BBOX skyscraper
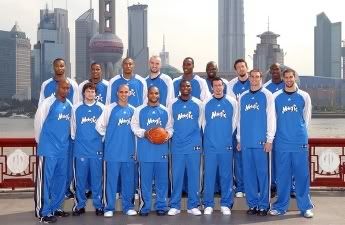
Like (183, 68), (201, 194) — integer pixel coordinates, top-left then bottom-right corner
(253, 30), (284, 73)
(128, 4), (149, 76)
(218, 0), (245, 74)
(32, 7), (70, 100)
(75, 6), (98, 83)
(314, 12), (342, 78)
(0, 23), (31, 100)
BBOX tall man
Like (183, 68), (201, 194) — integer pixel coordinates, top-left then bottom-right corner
(96, 84), (137, 217)
(202, 77), (237, 215)
(205, 61), (227, 94)
(173, 57), (209, 101)
(34, 79), (72, 223)
(71, 82), (104, 216)
(269, 68), (314, 218)
(227, 59), (250, 198)
(106, 57), (147, 107)
(146, 55), (174, 106)
(237, 69), (276, 216)
(131, 86), (173, 216)
(38, 58), (79, 199)
(167, 80), (203, 216)
(263, 63), (285, 93)
(79, 62), (109, 104)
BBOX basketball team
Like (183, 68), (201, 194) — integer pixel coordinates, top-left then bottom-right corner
(34, 55), (314, 223)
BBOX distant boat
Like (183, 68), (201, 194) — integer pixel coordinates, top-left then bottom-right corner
(9, 114), (30, 119)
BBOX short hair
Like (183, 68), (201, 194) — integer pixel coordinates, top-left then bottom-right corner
(148, 85), (159, 93)
(53, 58), (65, 65)
(206, 61), (217, 70)
(211, 77), (223, 86)
(233, 58), (248, 70)
(122, 57), (134, 64)
(270, 63), (280, 71)
(179, 79), (191, 87)
(183, 57), (194, 65)
(249, 69), (262, 77)
(283, 68), (296, 77)
(90, 62), (101, 69)
(117, 84), (129, 92)
(149, 55), (161, 61)
(82, 82), (96, 94)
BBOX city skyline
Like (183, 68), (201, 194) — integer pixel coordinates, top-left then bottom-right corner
(1, 0), (345, 76)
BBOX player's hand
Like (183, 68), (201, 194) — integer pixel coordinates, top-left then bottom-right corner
(237, 143), (241, 151)
(264, 142), (272, 152)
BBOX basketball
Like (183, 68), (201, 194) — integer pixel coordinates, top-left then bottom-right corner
(146, 127), (169, 144)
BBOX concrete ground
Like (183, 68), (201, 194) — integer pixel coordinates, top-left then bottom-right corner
(0, 190), (344, 225)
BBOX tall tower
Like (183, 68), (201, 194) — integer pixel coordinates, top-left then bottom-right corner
(0, 23), (31, 100)
(314, 12), (341, 78)
(32, 6), (70, 99)
(218, 0), (245, 74)
(75, 2), (98, 83)
(128, 4), (149, 76)
(253, 30), (284, 73)
(89, 0), (123, 80)
(160, 35), (169, 67)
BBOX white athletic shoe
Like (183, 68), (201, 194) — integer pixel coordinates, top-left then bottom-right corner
(187, 208), (202, 216)
(203, 207), (213, 215)
(104, 211), (113, 217)
(126, 209), (137, 216)
(220, 206), (231, 215)
(235, 192), (244, 198)
(269, 209), (282, 216)
(303, 209), (314, 218)
(167, 208), (181, 216)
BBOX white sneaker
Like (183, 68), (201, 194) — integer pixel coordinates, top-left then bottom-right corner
(126, 209), (137, 216)
(104, 211), (113, 217)
(235, 192), (244, 198)
(269, 209), (282, 216)
(187, 208), (202, 216)
(220, 206), (231, 215)
(167, 208), (181, 216)
(203, 207), (213, 215)
(303, 209), (314, 218)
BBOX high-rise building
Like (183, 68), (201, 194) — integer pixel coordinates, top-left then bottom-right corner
(32, 7), (70, 100)
(75, 6), (98, 83)
(314, 12), (342, 78)
(253, 30), (284, 73)
(0, 23), (31, 100)
(160, 35), (169, 67)
(218, 0), (245, 74)
(89, 0), (123, 80)
(128, 4), (149, 76)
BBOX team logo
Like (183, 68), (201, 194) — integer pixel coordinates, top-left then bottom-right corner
(129, 88), (136, 97)
(147, 118), (162, 126)
(245, 102), (259, 111)
(58, 113), (70, 121)
(177, 111), (193, 120)
(211, 110), (227, 119)
(282, 104), (298, 114)
(81, 116), (97, 124)
(95, 94), (103, 102)
(118, 118), (131, 126)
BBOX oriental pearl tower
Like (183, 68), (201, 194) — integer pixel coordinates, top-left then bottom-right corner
(89, 0), (123, 80)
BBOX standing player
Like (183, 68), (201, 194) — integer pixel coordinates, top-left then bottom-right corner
(237, 69), (276, 216)
(269, 68), (314, 218)
(227, 58), (250, 198)
(146, 55), (174, 106)
(202, 77), (237, 215)
(71, 82), (104, 216)
(38, 58), (79, 199)
(173, 57), (209, 101)
(167, 80), (203, 216)
(205, 61), (227, 94)
(96, 84), (137, 217)
(263, 63), (285, 93)
(106, 57), (147, 107)
(79, 62), (109, 104)
(131, 86), (173, 216)
(34, 79), (72, 223)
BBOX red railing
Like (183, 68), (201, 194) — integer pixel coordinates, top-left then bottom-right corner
(0, 138), (344, 189)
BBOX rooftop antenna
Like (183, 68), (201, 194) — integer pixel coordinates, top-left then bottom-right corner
(90, 0), (92, 9)
(267, 16), (270, 31)
(162, 34), (166, 52)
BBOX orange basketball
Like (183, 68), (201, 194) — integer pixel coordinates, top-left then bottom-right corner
(146, 127), (169, 144)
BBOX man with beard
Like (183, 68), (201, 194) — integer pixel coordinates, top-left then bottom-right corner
(226, 59), (250, 198)
(131, 86), (173, 216)
(269, 68), (314, 218)
(146, 55), (174, 106)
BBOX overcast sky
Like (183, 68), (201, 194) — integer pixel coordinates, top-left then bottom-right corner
(1, 0), (345, 75)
